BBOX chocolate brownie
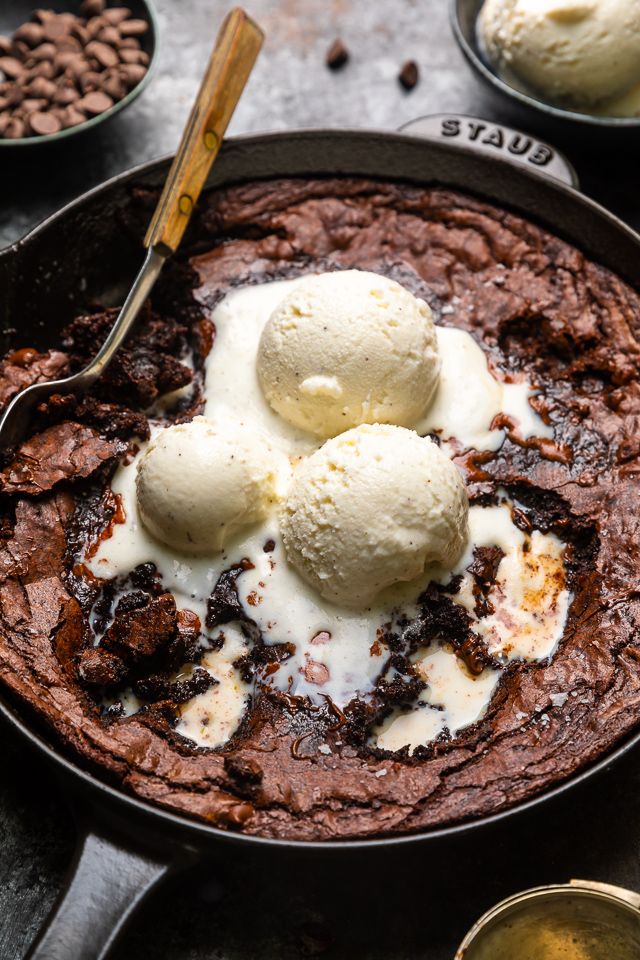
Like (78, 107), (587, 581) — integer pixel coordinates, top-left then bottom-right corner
(0, 177), (638, 841)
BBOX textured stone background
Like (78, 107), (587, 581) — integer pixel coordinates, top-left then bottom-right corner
(1, 1), (640, 958)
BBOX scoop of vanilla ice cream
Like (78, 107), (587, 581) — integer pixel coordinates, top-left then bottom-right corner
(136, 416), (279, 552)
(257, 270), (440, 438)
(479, 0), (640, 106)
(280, 423), (469, 608)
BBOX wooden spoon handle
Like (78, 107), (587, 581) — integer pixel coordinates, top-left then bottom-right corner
(144, 8), (263, 256)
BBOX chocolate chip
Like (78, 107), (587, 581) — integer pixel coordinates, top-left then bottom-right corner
(28, 110), (61, 135)
(14, 24), (45, 48)
(58, 104), (86, 127)
(102, 70), (126, 100)
(6, 86), (23, 107)
(43, 20), (72, 43)
(28, 59), (56, 79)
(118, 19), (148, 37)
(86, 16), (107, 39)
(78, 89), (113, 114)
(4, 117), (26, 139)
(103, 7), (133, 26)
(31, 42), (57, 62)
(25, 76), (56, 100)
(0, 57), (26, 79)
(33, 10), (57, 25)
(53, 85), (79, 105)
(21, 97), (48, 114)
(85, 40), (119, 68)
(11, 40), (31, 60)
(326, 38), (349, 70)
(398, 59), (419, 91)
(79, 70), (102, 92)
(80, 0), (106, 15)
(120, 62), (146, 87)
(97, 26), (121, 46)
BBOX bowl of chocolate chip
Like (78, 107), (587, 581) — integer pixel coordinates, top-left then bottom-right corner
(0, 0), (157, 144)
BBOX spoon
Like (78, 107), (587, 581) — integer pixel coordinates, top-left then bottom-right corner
(0, 7), (263, 452)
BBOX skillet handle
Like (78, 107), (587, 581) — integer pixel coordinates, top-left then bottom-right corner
(25, 825), (190, 960)
(399, 113), (579, 188)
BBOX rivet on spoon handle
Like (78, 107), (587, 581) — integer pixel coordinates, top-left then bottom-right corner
(144, 8), (264, 256)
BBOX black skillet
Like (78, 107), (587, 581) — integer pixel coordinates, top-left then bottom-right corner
(1, 117), (640, 960)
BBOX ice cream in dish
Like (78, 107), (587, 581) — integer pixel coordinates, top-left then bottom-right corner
(87, 270), (569, 752)
(478, 0), (640, 115)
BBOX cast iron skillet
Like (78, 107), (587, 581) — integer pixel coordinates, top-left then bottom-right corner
(2, 118), (640, 960)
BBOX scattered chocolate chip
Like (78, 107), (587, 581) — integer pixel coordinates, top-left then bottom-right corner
(326, 38), (349, 70)
(398, 59), (419, 91)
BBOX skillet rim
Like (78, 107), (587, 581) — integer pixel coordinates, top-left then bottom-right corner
(2, 126), (640, 850)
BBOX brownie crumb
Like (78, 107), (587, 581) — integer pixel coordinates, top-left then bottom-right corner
(326, 38), (349, 70)
(398, 59), (419, 91)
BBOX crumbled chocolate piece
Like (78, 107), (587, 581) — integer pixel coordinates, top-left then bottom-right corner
(207, 565), (247, 628)
(165, 608), (203, 668)
(78, 647), (127, 686)
(398, 59), (419, 91)
(133, 667), (215, 705)
(102, 592), (177, 664)
(326, 38), (349, 70)
(468, 544), (505, 618)
(62, 307), (192, 408)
